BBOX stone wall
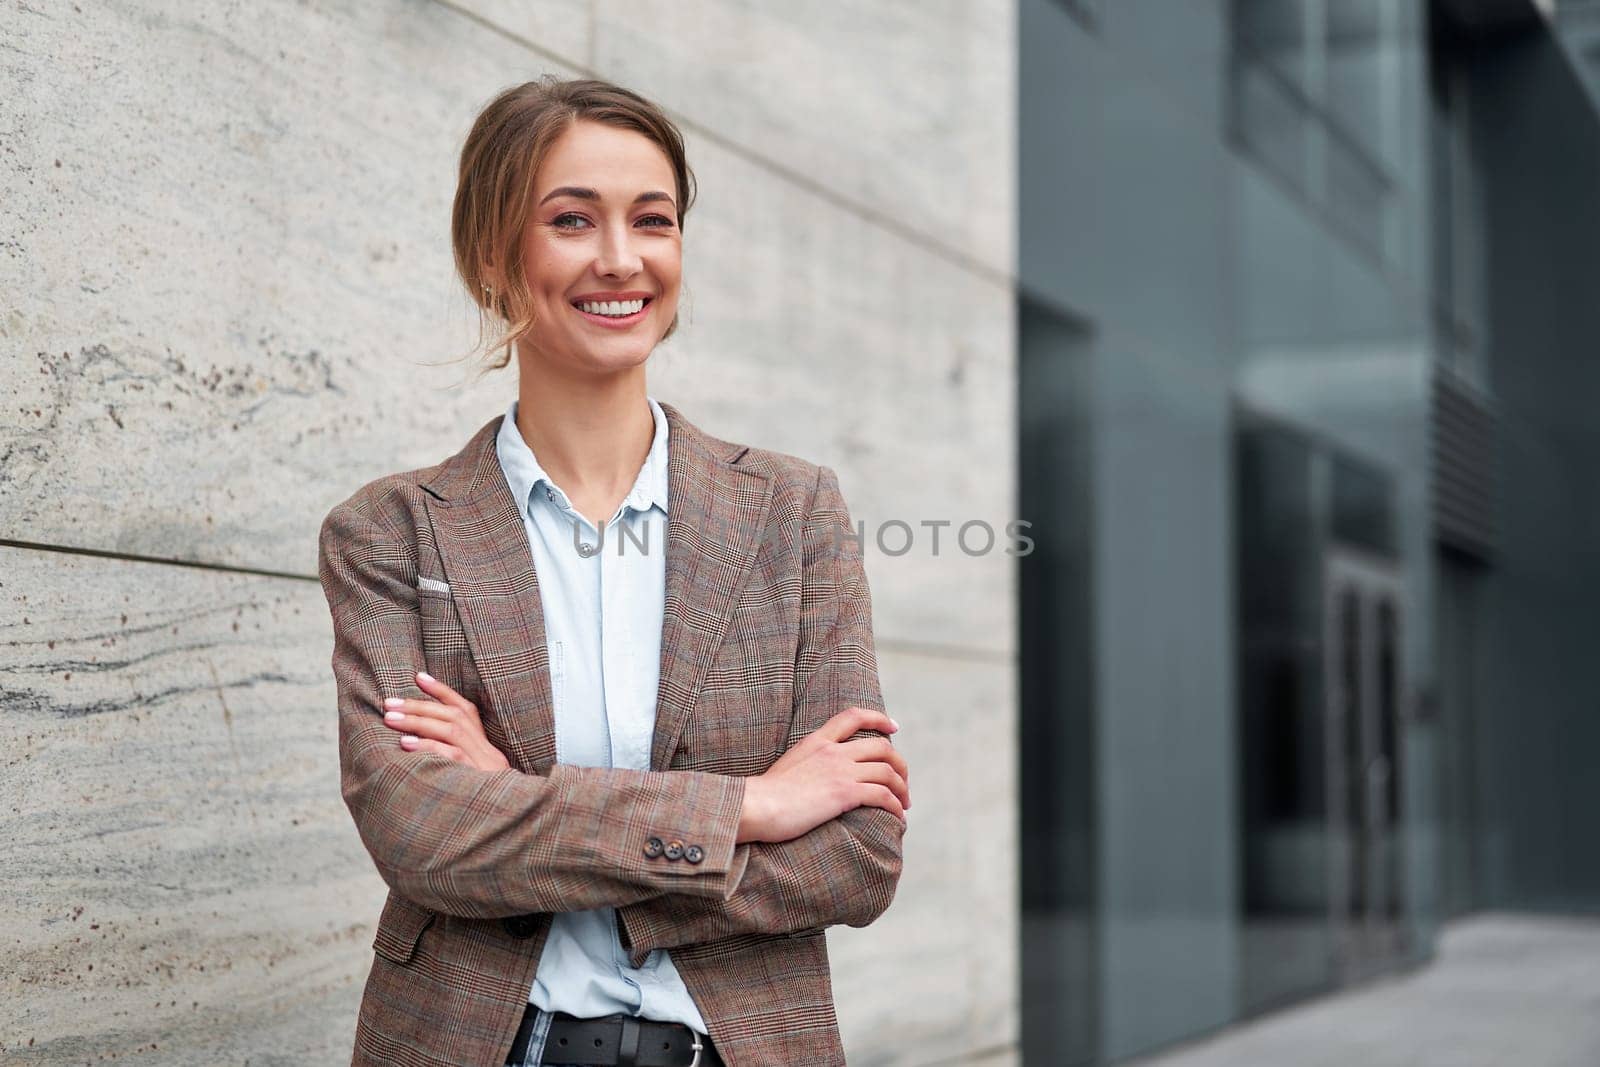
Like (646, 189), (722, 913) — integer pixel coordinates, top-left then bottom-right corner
(1, 2), (1017, 1062)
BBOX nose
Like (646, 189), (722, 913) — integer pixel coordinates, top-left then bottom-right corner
(594, 218), (643, 279)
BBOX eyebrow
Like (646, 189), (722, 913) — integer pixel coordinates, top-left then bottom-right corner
(538, 186), (676, 209)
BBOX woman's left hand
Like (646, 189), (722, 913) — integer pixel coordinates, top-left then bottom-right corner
(381, 671), (511, 772)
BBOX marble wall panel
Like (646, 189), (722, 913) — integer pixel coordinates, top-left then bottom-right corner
(828, 646), (1020, 1066)
(587, 0), (1016, 278)
(0, 0), (557, 567)
(647, 125), (1018, 656)
(2, 0), (1016, 653)
(0, 547), (1016, 1065)
(0, 547), (382, 1062)
(4, 0), (1019, 1062)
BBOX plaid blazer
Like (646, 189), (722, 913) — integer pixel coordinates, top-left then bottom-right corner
(317, 400), (904, 1067)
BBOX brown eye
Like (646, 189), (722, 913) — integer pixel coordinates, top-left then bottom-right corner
(638, 214), (676, 228)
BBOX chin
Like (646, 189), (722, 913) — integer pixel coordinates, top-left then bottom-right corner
(577, 341), (657, 375)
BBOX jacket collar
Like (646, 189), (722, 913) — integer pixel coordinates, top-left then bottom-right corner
(420, 399), (748, 506)
(418, 401), (770, 775)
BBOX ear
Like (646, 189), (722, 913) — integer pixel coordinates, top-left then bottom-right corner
(479, 246), (507, 294)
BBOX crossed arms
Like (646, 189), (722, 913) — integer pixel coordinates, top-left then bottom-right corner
(317, 465), (905, 954)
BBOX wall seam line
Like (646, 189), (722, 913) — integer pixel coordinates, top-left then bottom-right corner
(427, 0), (1017, 291)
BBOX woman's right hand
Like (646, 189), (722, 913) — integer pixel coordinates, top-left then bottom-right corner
(737, 706), (910, 844)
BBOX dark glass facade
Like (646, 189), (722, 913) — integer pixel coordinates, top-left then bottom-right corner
(1019, 0), (1600, 1061)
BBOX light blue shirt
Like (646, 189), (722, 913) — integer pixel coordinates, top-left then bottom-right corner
(494, 395), (709, 1035)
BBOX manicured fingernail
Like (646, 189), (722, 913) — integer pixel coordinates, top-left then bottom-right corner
(417, 671), (435, 684)
(889, 718), (900, 731)
(384, 710), (404, 722)
(384, 697), (403, 707)
(401, 734), (418, 745)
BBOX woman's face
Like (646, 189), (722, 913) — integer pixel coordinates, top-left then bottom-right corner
(515, 119), (683, 378)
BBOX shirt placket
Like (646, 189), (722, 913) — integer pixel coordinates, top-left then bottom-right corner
(546, 485), (611, 768)
(599, 509), (626, 774)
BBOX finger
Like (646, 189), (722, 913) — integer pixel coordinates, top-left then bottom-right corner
(817, 705), (897, 743)
(398, 734), (465, 762)
(855, 782), (906, 822)
(388, 711), (464, 746)
(841, 736), (910, 782)
(381, 698), (460, 726)
(416, 670), (477, 716)
(853, 759), (911, 810)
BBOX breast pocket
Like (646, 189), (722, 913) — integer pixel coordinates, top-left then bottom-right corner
(416, 580), (469, 655)
(415, 580), (486, 711)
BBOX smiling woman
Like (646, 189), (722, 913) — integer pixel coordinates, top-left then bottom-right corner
(318, 75), (908, 1067)
(453, 79), (695, 379)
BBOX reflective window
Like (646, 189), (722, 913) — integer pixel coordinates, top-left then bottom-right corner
(1236, 418), (1334, 1015)
(1326, 0), (1387, 155)
(1428, 4), (1490, 388)
(1054, 0), (1102, 32)
(1229, 0), (1396, 260)
(1237, 0), (1311, 90)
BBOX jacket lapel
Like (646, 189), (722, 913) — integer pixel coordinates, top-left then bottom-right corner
(651, 401), (773, 771)
(420, 402), (772, 777)
(421, 416), (559, 774)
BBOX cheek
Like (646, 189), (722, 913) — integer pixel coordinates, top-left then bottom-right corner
(522, 238), (582, 296)
(649, 252), (683, 297)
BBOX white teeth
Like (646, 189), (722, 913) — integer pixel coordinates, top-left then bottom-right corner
(577, 298), (645, 317)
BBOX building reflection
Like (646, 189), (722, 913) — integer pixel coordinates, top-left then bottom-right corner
(1019, 0), (1600, 1062)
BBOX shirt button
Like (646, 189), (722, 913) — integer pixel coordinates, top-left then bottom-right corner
(577, 541), (596, 557)
(684, 844), (705, 865)
(664, 839), (685, 861)
(644, 836), (665, 858)
(544, 487), (554, 501)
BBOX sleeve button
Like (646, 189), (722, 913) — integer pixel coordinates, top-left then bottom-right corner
(664, 839), (685, 861)
(684, 844), (705, 864)
(644, 836), (665, 858)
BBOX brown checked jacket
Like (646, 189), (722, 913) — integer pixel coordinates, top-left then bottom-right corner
(316, 400), (904, 1067)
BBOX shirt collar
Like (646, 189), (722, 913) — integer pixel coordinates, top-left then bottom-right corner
(495, 395), (671, 520)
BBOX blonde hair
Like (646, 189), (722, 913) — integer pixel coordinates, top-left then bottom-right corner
(451, 76), (696, 375)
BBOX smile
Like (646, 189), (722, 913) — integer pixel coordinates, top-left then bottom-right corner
(571, 296), (652, 326)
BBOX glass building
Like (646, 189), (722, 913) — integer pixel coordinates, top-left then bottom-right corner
(1017, 0), (1600, 1061)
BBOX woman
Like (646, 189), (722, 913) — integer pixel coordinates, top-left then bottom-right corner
(317, 77), (909, 1067)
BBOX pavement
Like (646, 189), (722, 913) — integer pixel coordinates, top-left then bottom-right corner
(1125, 913), (1600, 1067)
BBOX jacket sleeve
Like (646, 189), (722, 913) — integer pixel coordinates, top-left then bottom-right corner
(318, 496), (750, 919)
(617, 465), (905, 963)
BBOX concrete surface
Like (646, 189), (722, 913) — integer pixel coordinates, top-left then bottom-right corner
(1126, 913), (1600, 1067)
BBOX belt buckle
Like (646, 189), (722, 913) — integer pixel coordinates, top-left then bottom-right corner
(687, 1030), (703, 1067)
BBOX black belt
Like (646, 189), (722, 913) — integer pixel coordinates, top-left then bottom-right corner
(507, 1006), (723, 1067)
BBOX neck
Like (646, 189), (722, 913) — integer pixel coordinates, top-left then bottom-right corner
(512, 357), (655, 503)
